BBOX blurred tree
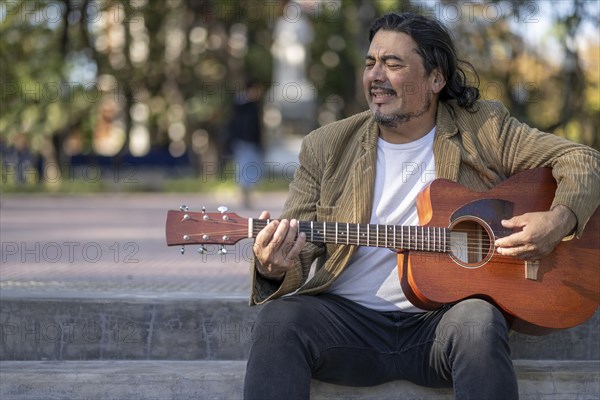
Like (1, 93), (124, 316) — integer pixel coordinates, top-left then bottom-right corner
(1, 0), (598, 189)
(425, 0), (599, 148)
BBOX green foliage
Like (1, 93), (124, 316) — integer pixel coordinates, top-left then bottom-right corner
(1, 0), (598, 193)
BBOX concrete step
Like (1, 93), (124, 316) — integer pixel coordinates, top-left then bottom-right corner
(1, 360), (598, 400)
(1, 297), (598, 361)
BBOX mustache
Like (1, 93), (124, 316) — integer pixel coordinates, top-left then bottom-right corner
(370, 85), (396, 95)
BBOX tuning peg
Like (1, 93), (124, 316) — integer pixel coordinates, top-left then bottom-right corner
(218, 245), (227, 255)
(218, 205), (230, 220)
(180, 205), (189, 211)
(197, 246), (208, 254)
(180, 246), (185, 255)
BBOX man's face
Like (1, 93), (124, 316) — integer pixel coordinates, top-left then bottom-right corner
(363, 30), (440, 129)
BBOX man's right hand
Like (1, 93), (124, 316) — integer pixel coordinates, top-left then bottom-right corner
(253, 211), (306, 281)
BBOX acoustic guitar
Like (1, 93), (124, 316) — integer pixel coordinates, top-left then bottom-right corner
(165, 168), (599, 335)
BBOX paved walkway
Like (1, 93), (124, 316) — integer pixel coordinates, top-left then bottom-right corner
(0, 191), (287, 299)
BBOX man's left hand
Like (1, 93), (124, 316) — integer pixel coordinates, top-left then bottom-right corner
(494, 205), (577, 260)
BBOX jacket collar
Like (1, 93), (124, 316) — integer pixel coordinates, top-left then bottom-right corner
(436, 101), (460, 138)
(434, 101), (461, 181)
(361, 111), (379, 150)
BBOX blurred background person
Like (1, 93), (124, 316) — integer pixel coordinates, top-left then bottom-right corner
(225, 80), (265, 208)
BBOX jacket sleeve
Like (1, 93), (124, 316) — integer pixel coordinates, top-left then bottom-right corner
(249, 135), (326, 305)
(490, 102), (600, 236)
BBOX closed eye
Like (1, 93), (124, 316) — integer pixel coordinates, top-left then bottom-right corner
(365, 54), (405, 70)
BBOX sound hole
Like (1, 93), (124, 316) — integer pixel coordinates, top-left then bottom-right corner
(449, 218), (493, 268)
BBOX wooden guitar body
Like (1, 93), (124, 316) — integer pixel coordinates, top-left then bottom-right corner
(400, 168), (600, 335)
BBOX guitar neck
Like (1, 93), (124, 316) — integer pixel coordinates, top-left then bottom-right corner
(249, 219), (450, 252)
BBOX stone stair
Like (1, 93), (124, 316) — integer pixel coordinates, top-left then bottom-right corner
(1, 296), (599, 399)
(2, 359), (598, 400)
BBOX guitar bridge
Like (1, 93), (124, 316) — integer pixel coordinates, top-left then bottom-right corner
(525, 260), (540, 281)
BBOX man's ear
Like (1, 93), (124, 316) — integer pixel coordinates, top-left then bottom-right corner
(430, 69), (446, 94)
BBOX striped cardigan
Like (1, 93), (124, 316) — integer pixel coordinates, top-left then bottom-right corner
(250, 99), (600, 305)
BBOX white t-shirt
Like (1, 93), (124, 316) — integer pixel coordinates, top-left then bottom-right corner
(327, 127), (436, 312)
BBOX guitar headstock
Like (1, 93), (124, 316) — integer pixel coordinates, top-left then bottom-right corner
(165, 206), (249, 250)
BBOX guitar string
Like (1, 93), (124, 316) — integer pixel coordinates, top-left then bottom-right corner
(184, 232), (496, 259)
(185, 225), (494, 238)
(184, 227), (494, 253)
(185, 227), (494, 242)
(181, 217), (500, 235)
(182, 236), (510, 262)
(179, 233), (512, 261)
(181, 229), (494, 239)
(188, 222), (495, 244)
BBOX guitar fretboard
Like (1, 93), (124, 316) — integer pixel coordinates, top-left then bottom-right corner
(249, 219), (450, 252)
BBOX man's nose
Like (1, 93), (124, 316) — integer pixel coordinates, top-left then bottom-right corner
(366, 63), (385, 82)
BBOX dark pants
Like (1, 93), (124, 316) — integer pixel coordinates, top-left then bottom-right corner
(244, 294), (518, 400)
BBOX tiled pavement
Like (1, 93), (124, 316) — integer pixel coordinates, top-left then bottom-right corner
(0, 191), (287, 300)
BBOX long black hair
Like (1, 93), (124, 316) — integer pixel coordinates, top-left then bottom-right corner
(369, 12), (480, 109)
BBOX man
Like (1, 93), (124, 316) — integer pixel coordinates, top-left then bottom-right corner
(244, 12), (600, 400)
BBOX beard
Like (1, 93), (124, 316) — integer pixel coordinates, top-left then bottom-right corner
(372, 91), (433, 128)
